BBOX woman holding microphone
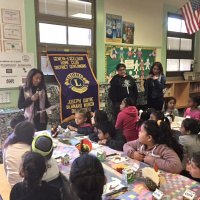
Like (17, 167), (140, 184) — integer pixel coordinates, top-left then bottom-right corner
(18, 68), (50, 131)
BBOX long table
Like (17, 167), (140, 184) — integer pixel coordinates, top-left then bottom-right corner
(52, 137), (200, 200)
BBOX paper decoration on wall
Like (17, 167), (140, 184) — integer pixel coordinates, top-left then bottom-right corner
(106, 14), (122, 43)
(105, 45), (156, 81)
(122, 21), (134, 44)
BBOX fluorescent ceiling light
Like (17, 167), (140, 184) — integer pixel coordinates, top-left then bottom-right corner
(72, 13), (92, 19)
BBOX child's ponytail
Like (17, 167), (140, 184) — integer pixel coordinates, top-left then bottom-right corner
(158, 120), (184, 161)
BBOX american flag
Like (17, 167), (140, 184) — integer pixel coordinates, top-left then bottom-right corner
(181, 0), (200, 34)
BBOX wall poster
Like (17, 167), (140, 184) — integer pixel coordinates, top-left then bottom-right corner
(122, 21), (134, 44)
(106, 14), (122, 43)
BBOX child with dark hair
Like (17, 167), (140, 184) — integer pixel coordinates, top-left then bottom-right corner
(145, 62), (166, 110)
(124, 120), (183, 173)
(89, 110), (109, 142)
(184, 96), (200, 120)
(149, 110), (165, 121)
(179, 118), (200, 166)
(62, 109), (93, 135)
(3, 121), (35, 187)
(95, 121), (126, 151)
(10, 151), (61, 200)
(10, 113), (26, 130)
(186, 152), (200, 181)
(136, 108), (155, 129)
(5, 113), (26, 145)
(31, 134), (60, 186)
(163, 97), (179, 116)
(91, 110), (108, 125)
(70, 154), (106, 200)
(115, 97), (139, 141)
(32, 134), (76, 200)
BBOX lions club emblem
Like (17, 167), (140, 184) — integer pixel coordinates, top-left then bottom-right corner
(65, 73), (89, 94)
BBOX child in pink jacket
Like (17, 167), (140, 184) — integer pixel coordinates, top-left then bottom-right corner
(123, 120), (183, 174)
(115, 97), (139, 141)
(184, 96), (200, 120)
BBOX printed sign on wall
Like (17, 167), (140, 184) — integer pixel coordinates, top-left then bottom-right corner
(0, 53), (34, 88)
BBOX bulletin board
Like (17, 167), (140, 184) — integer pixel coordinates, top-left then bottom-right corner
(105, 45), (156, 81)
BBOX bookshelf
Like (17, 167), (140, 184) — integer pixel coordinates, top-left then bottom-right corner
(164, 80), (200, 109)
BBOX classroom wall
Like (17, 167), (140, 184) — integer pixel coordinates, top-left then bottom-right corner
(96, 0), (191, 82)
(0, 0), (27, 51)
(0, 0), (36, 109)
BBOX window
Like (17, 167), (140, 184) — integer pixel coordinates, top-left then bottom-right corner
(68, 26), (91, 46)
(35, 0), (96, 78)
(39, 23), (67, 44)
(166, 14), (195, 75)
(68, 0), (92, 19)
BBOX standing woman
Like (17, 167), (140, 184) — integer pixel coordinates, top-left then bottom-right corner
(145, 62), (166, 110)
(18, 68), (50, 131)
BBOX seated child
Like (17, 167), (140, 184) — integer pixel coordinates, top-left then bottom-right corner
(62, 109), (93, 135)
(115, 97), (139, 141)
(70, 154), (106, 200)
(186, 152), (200, 182)
(95, 121), (126, 151)
(179, 118), (200, 166)
(31, 134), (60, 188)
(149, 110), (165, 121)
(3, 113), (26, 148)
(89, 110), (109, 142)
(3, 121), (35, 187)
(163, 97), (179, 116)
(91, 110), (108, 125)
(123, 120), (183, 173)
(136, 108), (155, 130)
(10, 152), (61, 200)
(184, 96), (200, 120)
(10, 113), (26, 132)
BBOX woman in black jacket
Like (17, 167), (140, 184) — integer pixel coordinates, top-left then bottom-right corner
(18, 68), (50, 131)
(145, 62), (166, 110)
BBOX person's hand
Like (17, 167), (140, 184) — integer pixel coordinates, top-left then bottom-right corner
(131, 151), (145, 161)
(98, 139), (107, 145)
(146, 75), (152, 80)
(67, 125), (78, 132)
(144, 155), (155, 165)
(31, 93), (39, 101)
(153, 76), (159, 80)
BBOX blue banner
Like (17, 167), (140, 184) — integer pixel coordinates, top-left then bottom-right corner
(48, 52), (99, 122)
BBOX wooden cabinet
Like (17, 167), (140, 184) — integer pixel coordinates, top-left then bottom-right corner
(164, 80), (200, 109)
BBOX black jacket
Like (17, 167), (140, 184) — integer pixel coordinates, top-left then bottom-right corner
(145, 75), (166, 99)
(10, 181), (61, 200)
(89, 130), (126, 151)
(109, 75), (138, 104)
(106, 131), (126, 151)
(61, 121), (93, 135)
